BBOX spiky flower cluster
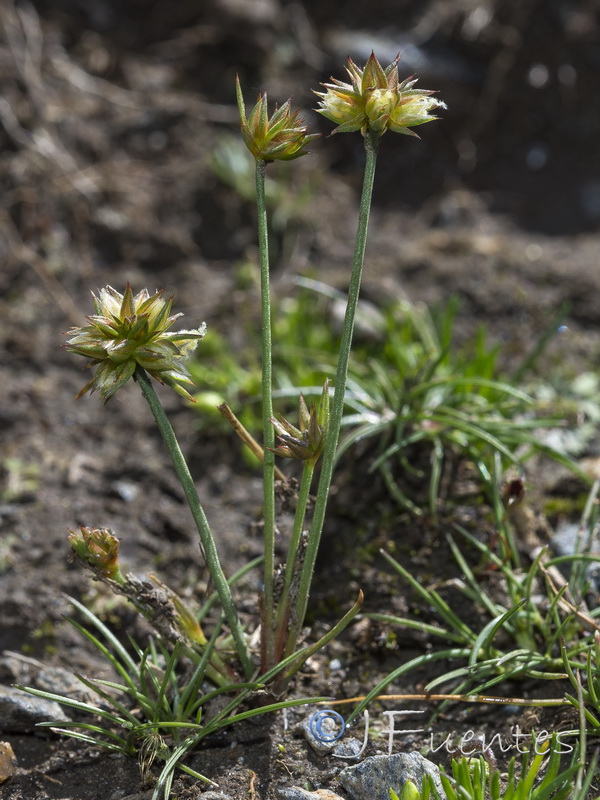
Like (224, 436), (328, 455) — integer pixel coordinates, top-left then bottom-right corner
(65, 284), (206, 402)
(314, 52), (446, 137)
(270, 380), (329, 465)
(236, 75), (319, 162)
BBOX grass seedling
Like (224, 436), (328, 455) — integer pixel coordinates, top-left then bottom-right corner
(1, 456), (39, 501)
(441, 736), (585, 800)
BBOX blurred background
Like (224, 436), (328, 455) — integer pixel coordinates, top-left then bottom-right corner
(1, 0), (599, 276)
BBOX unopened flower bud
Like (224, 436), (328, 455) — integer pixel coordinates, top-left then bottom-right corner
(68, 526), (124, 582)
(236, 75), (320, 162)
(399, 780), (421, 800)
(270, 380), (329, 465)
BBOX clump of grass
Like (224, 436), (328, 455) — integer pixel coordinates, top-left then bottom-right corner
(191, 282), (581, 517)
(349, 477), (600, 723)
(18, 598), (326, 799)
(328, 294), (578, 517)
(390, 733), (596, 800)
(563, 630), (600, 731)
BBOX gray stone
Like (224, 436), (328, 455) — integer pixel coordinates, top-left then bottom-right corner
(276, 789), (346, 800)
(200, 793), (234, 800)
(0, 683), (70, 733)
(333, 738), (364, 759)
(339, 752), (443, 800)
(0, 651), (95, 703)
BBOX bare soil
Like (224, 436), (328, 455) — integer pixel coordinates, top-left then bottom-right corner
(1, 1), (599, 798)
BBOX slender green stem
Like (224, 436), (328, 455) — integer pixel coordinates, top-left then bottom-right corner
(286, 129), (380, 655)
(282, 590), (363, 683)
(134, 366), (253, 679)
(274, 460), (315, 644)
(255, 158), (276, 670)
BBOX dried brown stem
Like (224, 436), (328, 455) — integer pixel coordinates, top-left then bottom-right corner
(217, 402), (287, 483)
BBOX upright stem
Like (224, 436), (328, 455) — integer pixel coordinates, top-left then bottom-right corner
(274, 460), (315, 645)
(286, 129), (380, 655)
(256, 159), (276, 669)
(135, 366), (254, 679)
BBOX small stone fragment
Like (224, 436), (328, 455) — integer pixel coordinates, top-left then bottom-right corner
(339, 752), (443, 800)
(200, 793), (234, 800)
(276, 789), (346, 800)
(302, 709), (346, 755)
(0, 684), (70, 733)
(109, 790), (154, 800)
(552, 520), (600, 593)
(0, 741), (17, 783)
(333, 738), (364, 759)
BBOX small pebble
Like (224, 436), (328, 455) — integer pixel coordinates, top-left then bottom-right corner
(112, 480), (138, 502)
(200, 793), (234, 800)
(333, 738), (364, 759)
(276, 788), (346, 800)
(0, 741), (17, 783)
(0, 652), (95, 703)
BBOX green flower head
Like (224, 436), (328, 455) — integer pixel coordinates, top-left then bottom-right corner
(66, 284), (206, 402)
(68, 526), (124, 582)
(236, 75), (320, 162)
(314, 52), (446, 137)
